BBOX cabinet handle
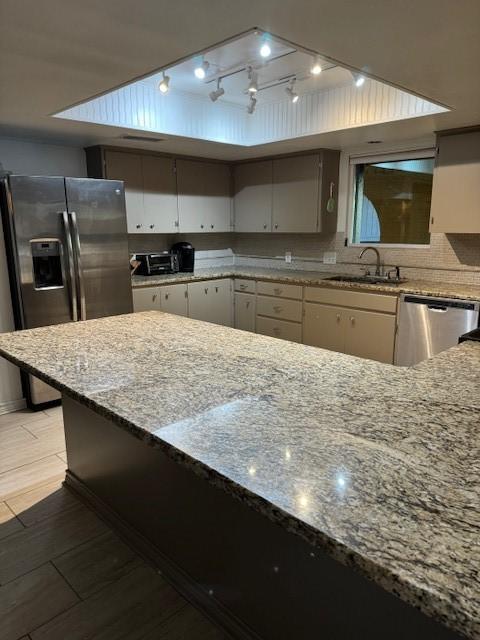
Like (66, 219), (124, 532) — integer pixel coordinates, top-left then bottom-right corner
(350, 316), (355, 326)
(204, 288), (208, 294)
(246, 301), (250, 308)
(149, 224), (155, 229)
(200, 224), (204, 229)
(174, 220), (179, 227)
(152, 294), (157, 302)
(273, 327), (280, 335)
(136, 224), (142, 229)
(211, 224), (214, 229)
(215, 287), (219, 293)
(263, 224), (267, 230)
(273, 305), (283, 313)
(184, 291), (188, 298)
(431, 216), (434, 225)
(274, 224), (278, 229)
(336, 313), (341, 323)
(165, 294), (169, 300)
(274, 288), (282, 295)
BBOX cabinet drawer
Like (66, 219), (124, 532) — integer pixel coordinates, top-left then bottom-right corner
(304, 286), (397, 314)
(256, 295), (302, 322)
(257, 281), (302, 300)
(256, 316), (302, 343)
(234, 278), (256, 294)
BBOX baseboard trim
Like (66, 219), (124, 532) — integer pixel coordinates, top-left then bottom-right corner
(0, 397), (26, 416)
(64, 471), (260, 640)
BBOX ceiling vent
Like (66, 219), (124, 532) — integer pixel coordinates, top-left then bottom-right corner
(119, 134), (165, 143)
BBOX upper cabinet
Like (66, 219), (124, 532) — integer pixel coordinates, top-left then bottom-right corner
(233, 160), (272, 232)
(272, 155), (320, 232)
(233, 150), (339, 233)
(142, 155), (178, 233)
(104, 151), (144, 234)
(430, 130), (480, 233)
(176, 159), (232, 233)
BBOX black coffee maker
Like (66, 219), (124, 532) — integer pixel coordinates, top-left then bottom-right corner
(171, 242), (195, 272)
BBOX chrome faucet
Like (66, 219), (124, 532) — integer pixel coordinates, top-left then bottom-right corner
(359, 246), (382, 276)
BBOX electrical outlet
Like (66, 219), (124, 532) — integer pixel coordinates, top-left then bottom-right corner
(323, 252), (337, 264)
(285, 251), (292, 263)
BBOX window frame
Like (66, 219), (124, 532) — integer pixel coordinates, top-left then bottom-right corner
(347, 148), (436, 249)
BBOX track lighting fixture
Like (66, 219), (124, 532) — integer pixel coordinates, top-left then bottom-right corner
(352, 72), (365, 87)
(247, 66), (258, 93)
(247, 95), (257, 114)
(259, 38), (271, 58)
(285, 78), (299, 103)
(310, 58), (322, 75)
(209, 79), (225, 102)
(194, 59), (210, 80)
(158, 72), (170, 94)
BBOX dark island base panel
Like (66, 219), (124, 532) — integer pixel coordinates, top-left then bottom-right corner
(62, 396), (462, 640)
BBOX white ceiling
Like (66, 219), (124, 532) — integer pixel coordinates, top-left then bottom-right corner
(0, 0), (479, 159)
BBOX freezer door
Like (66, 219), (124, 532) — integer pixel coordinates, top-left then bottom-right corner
(7, 176), (75, 328)
(65, 178), (133, 319)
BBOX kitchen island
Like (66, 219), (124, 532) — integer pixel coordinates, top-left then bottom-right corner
(0, 312), (478, 640)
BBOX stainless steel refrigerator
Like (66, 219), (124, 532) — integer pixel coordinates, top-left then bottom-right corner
(1, 175), (133, 408)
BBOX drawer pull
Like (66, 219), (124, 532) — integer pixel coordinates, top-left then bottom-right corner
(149, 224), (155, 229)
(336, 313), (340, 322)
(152, 294), (157, 302)
(246, 301), (250, 308)
(136, 223), (142, 229)
(263, 224), (267, 230)
(273, 288), (282, 295)
(350, 316), (355, 325)
(273, 306), (283, 313)
(164, 294), (169, 300)
(239, 284), (247, 290)
(215, 287), (219, 293)
(204, 288), (208, 294)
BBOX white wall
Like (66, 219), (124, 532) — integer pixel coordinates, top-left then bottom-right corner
(0, 137), (87, 413)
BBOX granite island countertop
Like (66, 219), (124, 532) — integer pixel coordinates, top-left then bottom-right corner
(0, 312), (479, 639)
(132, 266), (480, 301)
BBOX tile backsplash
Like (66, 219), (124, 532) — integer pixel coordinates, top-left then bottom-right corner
(129, 232), (480, 285)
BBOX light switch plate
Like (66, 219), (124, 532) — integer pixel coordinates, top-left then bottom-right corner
(285, 251), (292, 263)
(323, 252), (337, 264)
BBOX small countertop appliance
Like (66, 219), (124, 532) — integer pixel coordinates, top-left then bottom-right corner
(171, 242), (195, 273)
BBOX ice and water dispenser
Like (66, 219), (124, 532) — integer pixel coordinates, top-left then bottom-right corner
(30, 240), (63, 290)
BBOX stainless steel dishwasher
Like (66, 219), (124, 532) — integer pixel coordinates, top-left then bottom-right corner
(395, 294), (480, 366)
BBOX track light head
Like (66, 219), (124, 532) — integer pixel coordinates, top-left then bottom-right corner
(209, 79), (225, 102)
(310, 58), (322, 75)
(158, 72), (170, 94)
(194, 59), (210, 80)
(285, 78), (299, 103)
(247, 66), (258, 93)
(247, 95), (257, 114)
(352, 72), (365, 87)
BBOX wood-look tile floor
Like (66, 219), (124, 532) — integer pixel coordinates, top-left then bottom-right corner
(0, 406), (228, 640)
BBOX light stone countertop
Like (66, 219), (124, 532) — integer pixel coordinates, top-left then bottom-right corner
(132, 266), (480, 301)
(0, 312), (478, 639)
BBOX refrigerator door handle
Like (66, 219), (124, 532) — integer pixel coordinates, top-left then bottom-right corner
(69, 211), (87, 321)
(61, 211), (78, 321)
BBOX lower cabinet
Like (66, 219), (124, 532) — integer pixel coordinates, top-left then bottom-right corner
(187, 279), (232, 326)
(132, 287), (161, 312)
(234, 292), (256, 332)
(159, 284), (188, 317)
(256, 316), (302, 343)
(303, 302), (396, 363)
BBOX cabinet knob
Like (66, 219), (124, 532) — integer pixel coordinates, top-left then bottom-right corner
(350, 316), (355, 325)
(274, 288), (282, 295)
(211, 224), (214, 229)
(149, 224), (155, 229)
(204, 288), (208, 294)
(152, 294), (157, 301)
(136, 224), (142, 229)
(200, 224), (204, 229)
(246, 301), (250, 308)
(215, 287), (219, 293)
(263, 224), (267, 230)
(274, 224), (278, 229)
(336, 313), (341, 323)
(273, 306), (283, 313)
(165, 294), (169, 300)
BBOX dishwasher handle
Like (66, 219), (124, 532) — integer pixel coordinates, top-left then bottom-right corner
(427, 305), (448, 312)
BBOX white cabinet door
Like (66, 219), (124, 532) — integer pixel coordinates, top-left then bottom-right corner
(272, 155), (320, 232)
(188, 279), (232, 325)
(303, 302), (345, 353)
(142, 156), (178, 233)
(159, 284), (188, 317)
(234, 161), (272, 232)
(177, 160), (231, 233)
(105, 151), (144, 233)
(234, 293), (256, 332)
(344, 309), (396, 364)
(132, 287), (161, 312)
(430, 131), (480, 233)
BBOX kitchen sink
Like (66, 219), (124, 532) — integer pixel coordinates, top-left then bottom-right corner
(325, 275), (405, 285)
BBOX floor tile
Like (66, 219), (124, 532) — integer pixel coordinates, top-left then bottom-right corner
(0, 563), (78, 640)
(0, 432), (66, 475)
(0, 410), (51, 429)
(6, 480), (77, 528)
(21, 416), (64, 439)
(53, 530), (142, 598)
(142, 604), (228, 639)
(0, 501), (24, 541)
(0, 456), (66, 502)
(0, 423), (36, 448)
(30, 564), (185, 640)
(0, 502), (108, 584)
